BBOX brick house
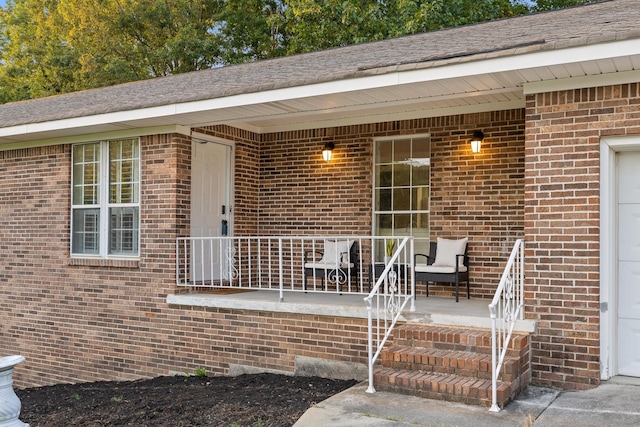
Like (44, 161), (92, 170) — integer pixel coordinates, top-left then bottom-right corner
(1, 0), (639, 407)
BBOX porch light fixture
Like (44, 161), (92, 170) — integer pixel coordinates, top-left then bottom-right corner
(322, 141), (335, 162)
(470, 130), (484, 154)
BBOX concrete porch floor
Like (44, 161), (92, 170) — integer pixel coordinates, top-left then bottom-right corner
(167, 290), (536, 333)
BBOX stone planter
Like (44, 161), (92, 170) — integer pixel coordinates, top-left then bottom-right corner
(0, 355), (29, 427)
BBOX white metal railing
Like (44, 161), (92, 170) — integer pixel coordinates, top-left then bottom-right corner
(364, 236), (416, 393)
(176, 236), (414, 302)
(488, 238), (525, 412)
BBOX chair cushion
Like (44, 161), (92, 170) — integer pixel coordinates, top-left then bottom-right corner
(320, 239), (353, 264)
(415, 264), (467, 273)
(432, 237), (468, 267)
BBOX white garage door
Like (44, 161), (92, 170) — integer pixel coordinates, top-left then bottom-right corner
(617, 151), (640, 377)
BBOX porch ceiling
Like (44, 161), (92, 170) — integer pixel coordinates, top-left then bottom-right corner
(1, 49), (640, 144)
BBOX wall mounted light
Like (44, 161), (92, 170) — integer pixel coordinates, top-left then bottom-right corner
(470, 130), (484, 154)
(322, 141), (335, 162)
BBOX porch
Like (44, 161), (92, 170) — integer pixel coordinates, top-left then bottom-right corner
(172, 236), (531, 410)
(167, 291), (535, 334)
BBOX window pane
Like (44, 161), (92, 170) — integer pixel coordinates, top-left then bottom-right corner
(110, 139), (140, 204)
(377, 140), (393, 164)
(376, 164), (392, 187)
(375, 214), (392, 235)
(412, 137), (430, 159)
(394, 139), (411, 162)
(394, 163), (410, 186)
(412, 187), (430, 210)
(394, 213), (411, 231)
(393, 187), (410, 210)
(109, 207), (139, 255)
(72, 209), (100, 254)
(412, 213), (429, 233)
(412, 162), (430, 186)
(72, 144), (100, 206)
(376, 188), (392, 211)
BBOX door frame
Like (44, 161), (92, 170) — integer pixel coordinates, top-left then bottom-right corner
(600, 136), (640, 380)
(190, 131), (235, 236)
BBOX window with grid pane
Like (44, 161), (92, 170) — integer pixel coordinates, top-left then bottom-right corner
(72, 139), (140, 257)
(374, 135), (430, 256)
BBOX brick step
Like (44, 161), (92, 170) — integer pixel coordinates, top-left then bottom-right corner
(374, 367), (513, 408)
(380, 345), (521, 383)
(394, 324), (529, 357)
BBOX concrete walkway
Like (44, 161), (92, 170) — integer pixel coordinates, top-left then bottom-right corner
(294, 377), (640, 427)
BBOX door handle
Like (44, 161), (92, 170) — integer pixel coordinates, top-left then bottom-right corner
(221, 220), (228, 236)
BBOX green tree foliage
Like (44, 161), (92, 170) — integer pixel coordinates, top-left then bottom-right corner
(285, 0), (530, 54)
(0, 0), (602, 104)
(0, 0), (79, 101)
(217, 0), (288, 64)
(531, 0), (600, 12)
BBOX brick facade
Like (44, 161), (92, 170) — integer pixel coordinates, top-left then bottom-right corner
(1, 109), (528, 389)
(525, 83), (640, 389)
(257, 110), (525, 298)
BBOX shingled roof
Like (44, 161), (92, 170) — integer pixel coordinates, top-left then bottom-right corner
(0, 0), (639, 133)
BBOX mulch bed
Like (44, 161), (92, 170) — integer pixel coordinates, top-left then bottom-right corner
(17, 373), (358, 427)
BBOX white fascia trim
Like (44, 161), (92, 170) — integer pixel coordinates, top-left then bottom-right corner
(3, 38), (639, 140)
(523, 69), (640, 95)
(0, 124), (188, 151)
(398, 38), (640, 86)
(0, 105), (179, 140)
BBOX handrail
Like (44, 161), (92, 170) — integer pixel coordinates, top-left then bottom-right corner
(364, 237), (415, 394)
(175, 235), (412, 299)
(488, 238), (525, 412)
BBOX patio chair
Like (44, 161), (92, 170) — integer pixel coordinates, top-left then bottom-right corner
(304, 239), (359, 291)
(414, 237), (469, 302)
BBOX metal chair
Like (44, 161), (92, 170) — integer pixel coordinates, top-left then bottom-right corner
(414, 238), (469, 302)
(304, 239), (359, 291)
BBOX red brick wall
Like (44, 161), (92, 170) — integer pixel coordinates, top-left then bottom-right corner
(0, 133), (371, 388)
(525, 83), (640, 390)
(0, 107), (525, 388)
(259, 110), (525, 298)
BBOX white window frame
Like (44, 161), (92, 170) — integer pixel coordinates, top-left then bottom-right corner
(71, 138), (141, 259)
(373, 133), (431, 257)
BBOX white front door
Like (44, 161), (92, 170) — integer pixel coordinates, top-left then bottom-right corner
(191, 141), (232, 282)
(617, 151), (640, 376)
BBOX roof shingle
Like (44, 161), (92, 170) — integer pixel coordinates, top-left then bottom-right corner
(0, 0), (638, 128)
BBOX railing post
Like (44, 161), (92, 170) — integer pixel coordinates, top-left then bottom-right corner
(278, 238), (284, 302)
(489, 305), (500, 412)
(365, 296), (375, 393)
(519, 240), (525, 321)
(410, 237), (416, 312)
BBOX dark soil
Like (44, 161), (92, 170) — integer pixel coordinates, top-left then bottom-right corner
(17, 373), (358, 427)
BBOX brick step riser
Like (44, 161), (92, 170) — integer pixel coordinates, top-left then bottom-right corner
(392, 339), (526, 358)
(373, 368), (513, 408)
(376, 325), (532, 409)
(382, 363), (517, 382)
(394, 327), (529, 357)
(380, 347), (520, 382)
